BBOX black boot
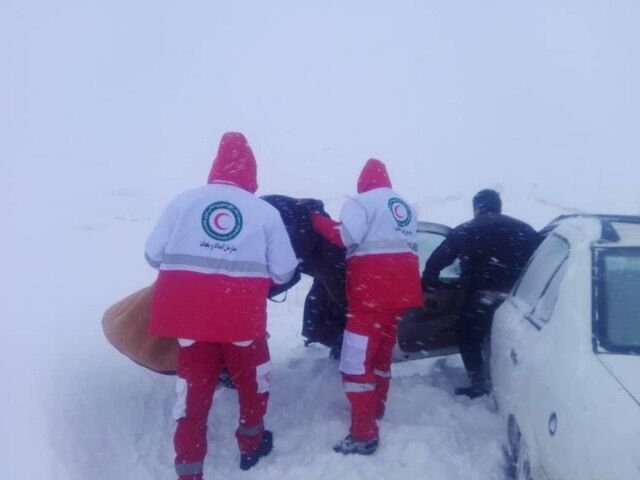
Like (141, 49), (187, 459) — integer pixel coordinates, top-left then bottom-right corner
(240, 430), (273, 471)
(333, 435), (379, 455)
(454, 384), (488, 399)
(218, 369), (236, 389)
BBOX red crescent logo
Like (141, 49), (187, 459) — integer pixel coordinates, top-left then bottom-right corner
(213, 212), (231, 231)
(394, 204), (406, 219)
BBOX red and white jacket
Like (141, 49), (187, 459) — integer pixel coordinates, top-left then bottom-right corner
(145, 132), (299, 343)
(313, 159), (422, 314)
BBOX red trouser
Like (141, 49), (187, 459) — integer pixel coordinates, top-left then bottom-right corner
(173, 337), (271, 479)
(338, 310), (402, 441)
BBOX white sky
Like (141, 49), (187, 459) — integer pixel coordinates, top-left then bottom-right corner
(3, 1), (640, 221)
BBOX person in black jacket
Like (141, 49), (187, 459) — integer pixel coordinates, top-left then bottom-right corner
(422, 190), (539, 398)
(262, 195), (347, 357)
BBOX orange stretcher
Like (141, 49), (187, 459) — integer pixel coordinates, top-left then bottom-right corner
(102, 285), (179, 374)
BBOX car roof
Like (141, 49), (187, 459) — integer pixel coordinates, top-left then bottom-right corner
(541, 214), (640, 247)
(417, 221), (451, 236)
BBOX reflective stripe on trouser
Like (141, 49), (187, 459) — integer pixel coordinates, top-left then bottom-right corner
(237, 421), (264, 437)
(173, 337), (271, 475)
(339, 310), (401, 441)
(344, 382), (376, 393)
(175, 461), (204, 477)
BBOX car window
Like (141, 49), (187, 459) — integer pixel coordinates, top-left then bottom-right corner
(594, 248), (640, 354)
(513, 234), (570, 310)
(531, 259), (568, 324)
(416, 231), (461, 281)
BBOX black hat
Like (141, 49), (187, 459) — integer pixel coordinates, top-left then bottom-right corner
(473, 189), (502, 214)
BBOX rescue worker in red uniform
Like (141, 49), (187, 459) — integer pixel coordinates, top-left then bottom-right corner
(311, 159), (422, 455)
(145, 132), (298, 478)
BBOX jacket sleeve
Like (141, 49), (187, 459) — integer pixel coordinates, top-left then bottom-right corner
(266, 210), (300, 285)
(144, 200), (179, 269)
(338, 198), (368, 248)
(311, 212), (345, 248)
(421, 228), (463, 291)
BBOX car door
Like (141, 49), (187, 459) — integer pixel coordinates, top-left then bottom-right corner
(492, 233), (570, 405)
(394, 221), (463, 362)
(493, 233), (571, 478)
(522, 261), (576, 480)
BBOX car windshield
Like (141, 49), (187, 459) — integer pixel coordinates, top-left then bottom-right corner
(594, 248), (640, 355)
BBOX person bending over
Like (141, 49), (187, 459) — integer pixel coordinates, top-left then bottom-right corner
(312, 159), (422, 455)
(422, 189), (539, 398)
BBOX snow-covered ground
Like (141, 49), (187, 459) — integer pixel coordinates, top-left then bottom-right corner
(3, 1), (640, 479)
(52, 275), (506, 480)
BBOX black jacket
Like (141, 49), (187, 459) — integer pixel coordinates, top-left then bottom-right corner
(262, 195), (346, 305)
(422, 213), (540, 294)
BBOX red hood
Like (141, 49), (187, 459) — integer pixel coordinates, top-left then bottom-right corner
(357, 158), (392, 193)
(208, 132), (258, 193)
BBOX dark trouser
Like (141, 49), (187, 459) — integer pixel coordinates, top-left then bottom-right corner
(302, 280), (347, 350)
(457, 292), (503, 387)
